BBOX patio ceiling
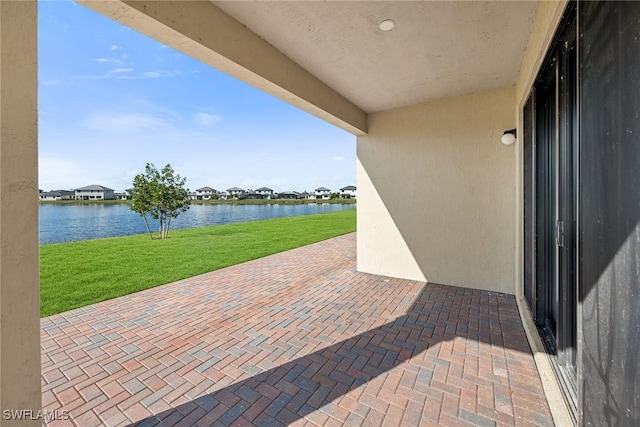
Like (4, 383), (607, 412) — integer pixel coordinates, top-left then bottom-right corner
(213, 1), (538, 113)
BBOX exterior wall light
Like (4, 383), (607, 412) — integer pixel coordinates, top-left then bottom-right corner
(501, 129), (517, 145)
(379, 19), (395, 31)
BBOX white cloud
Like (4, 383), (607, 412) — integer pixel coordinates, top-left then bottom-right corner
(82, 112), (172, 133)
(332, 156), (345, 161)
(91, 57), (123, 66)
(193, 113), (222, 126)
(109, 44), (121, 51)
(76, 101), (221, 154)
(113, 70), (188, 80)
(39, 152), (132, 191)
(41, 79), (72, 87)
(133, 100), (182, 122)
(76, 68), (187, 82)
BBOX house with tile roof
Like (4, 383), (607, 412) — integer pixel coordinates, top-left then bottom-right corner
(340, 185), (357, 199)
(279, 191), (301, 200)
(74, 185), (116, 201)
(39, 190), (75, 201)
(255, 187), (274, 199)
(226, 187), (245, 198)
(314, 187), (331, 200)
(191, 186), (217, 200)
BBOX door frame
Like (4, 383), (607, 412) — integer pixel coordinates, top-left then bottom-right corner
(522, 2), (581, 423)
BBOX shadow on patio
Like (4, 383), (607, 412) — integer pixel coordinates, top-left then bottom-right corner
(131, 287), (552, 427)
(41, 233), (553, 426)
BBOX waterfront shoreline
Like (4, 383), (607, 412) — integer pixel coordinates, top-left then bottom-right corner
(40, 202), (356, 245)
(39, 198), (356, 205)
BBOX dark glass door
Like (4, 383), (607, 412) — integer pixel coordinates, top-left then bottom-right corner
(556, 30), (577, 401)
(524, 6), (578, 421)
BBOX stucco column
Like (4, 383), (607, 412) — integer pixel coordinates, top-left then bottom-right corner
(0, 2), (41, 426)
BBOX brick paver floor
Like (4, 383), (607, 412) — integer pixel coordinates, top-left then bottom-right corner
(41, 233), (554, 426)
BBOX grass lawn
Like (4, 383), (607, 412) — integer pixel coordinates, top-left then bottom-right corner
(40, 210), (356, 317)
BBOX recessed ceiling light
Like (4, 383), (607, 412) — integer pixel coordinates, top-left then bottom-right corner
(379, 19), (395, 32)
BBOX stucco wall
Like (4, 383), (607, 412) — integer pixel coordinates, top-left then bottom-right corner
(0, 1), (41, 423)
(515, 0), (568, 107)
(357, 86), (516, 293)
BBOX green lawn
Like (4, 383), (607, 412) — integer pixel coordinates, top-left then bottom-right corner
(40, 210), (356, 317)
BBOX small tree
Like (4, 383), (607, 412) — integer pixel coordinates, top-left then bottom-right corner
(130, 163), (191, 239)
(130, 174), (154, 239)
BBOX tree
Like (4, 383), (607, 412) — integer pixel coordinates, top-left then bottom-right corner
(130, 163), (191, 239)
(130, 175), (154, 239)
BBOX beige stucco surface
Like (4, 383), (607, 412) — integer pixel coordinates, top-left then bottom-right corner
(357, 86), (516, 293)
(515, 0), (568, 106)
(0, 1), (41, 425)
(215, 1), (537, 113)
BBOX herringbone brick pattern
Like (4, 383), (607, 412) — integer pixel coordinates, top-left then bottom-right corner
(41, 233), (553, 426)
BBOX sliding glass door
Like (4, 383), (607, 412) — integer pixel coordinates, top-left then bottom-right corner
(523, 6), (577, 421)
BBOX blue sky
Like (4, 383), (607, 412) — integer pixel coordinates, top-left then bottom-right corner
(38, 1), (355, 193)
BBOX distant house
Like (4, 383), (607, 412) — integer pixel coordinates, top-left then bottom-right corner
(40, 190), (74, 201)
(117, 188), (136, 200)
(74, 185), (116, 201)
(227, 187), (245, 198)
(192, 186), (216, 200)
(217, 191), (229, 200)
(240, 192), (264, 200)
(255, 187), (274, 199)
(314, 187), (331, 200)
(59, 190), (74, 200)
(279, 191), (300, 200)
(340, 185), (357, 199)
(40, 191), (61, 201)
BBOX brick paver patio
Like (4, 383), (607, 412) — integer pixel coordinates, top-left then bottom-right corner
(41, 233), (553, 426)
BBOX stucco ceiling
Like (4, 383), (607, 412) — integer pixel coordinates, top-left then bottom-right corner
(213, 1), (538, 113)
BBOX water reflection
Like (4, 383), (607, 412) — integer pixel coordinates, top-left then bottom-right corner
(39, 203), (355, 245)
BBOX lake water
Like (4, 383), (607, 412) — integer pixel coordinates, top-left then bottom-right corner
(39, 203), (356, 245)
